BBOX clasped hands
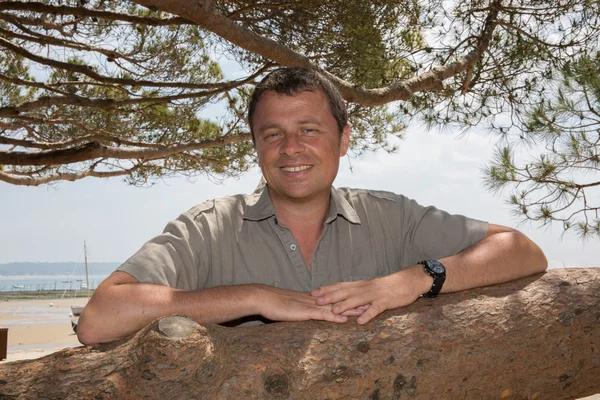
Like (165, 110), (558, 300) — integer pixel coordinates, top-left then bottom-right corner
(260, 265), (429, 325)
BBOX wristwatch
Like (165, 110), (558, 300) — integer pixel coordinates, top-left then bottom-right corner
(418, 260), (446, 298)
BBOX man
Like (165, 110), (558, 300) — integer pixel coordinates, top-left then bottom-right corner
(77, 68), (547, 345)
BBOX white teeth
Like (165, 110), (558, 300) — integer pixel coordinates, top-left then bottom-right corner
(281, 165), (312, 172)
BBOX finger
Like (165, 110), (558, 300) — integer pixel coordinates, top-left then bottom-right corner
(356, 304), (371, 312)
(330, 290), (376, 314)
(341, 304), (371, 314)
(312, 308), (348, 323)
(356, 303), (383, 325)
(315, 288), (353, 306)
(340, 307), (367, 317)
(284, 301), (348, 323)
(311, 282), (350, 297)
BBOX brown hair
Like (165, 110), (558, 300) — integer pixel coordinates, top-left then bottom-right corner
(248, 67), (348, 141)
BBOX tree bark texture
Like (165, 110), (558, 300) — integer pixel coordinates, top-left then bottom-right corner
(1, 268), (598, 399)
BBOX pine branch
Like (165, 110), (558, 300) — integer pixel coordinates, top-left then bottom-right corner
(0, 133), (252, 166)
(0, 2), (191, 26)
(131, 0), (501, 106)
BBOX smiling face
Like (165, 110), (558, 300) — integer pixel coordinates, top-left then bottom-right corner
(252, 89), (351, 205)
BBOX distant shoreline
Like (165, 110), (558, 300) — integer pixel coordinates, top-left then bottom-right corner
(0, 289), (95, 301)
(0, 261), (120, 276)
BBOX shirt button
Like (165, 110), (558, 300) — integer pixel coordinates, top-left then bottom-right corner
(290, 244), (297, 251)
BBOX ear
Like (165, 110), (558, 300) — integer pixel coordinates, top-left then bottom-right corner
(339, 124), (351, 157)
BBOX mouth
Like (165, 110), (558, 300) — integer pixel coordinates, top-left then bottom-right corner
(280, 165), (313, 172)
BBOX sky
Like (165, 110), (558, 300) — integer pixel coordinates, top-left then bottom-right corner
(0, 47), (598, 269)
(1, 126), (598, 269)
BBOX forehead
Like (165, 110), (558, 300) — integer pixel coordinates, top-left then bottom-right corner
(253, 90), (332, 121)
(256, 88), (324, 104)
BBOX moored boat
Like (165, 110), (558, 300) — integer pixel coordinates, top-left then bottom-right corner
(70, 242), (91, 333)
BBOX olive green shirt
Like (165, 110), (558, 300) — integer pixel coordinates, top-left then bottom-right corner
(117, 185), (488, 292)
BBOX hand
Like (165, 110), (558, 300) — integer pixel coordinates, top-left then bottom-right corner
(254, 285), (364, 323)
(311, 265), (431, 324)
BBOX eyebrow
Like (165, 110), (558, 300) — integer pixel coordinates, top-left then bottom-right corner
(258, 119), (322, 132)
(258, 123), (280, 132)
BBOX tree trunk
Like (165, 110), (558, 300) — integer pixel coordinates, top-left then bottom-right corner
(1, 268), (599, 399)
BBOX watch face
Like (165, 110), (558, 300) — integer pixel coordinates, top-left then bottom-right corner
(425, 260), (445, 274)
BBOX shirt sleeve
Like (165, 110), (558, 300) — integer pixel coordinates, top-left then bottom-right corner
(398, 196), (488, 267)
(116, 203), (213, 291)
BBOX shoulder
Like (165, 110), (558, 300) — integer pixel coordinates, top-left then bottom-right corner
(182, 193), (256, 221)
(333, 187), (416, 223)
(335, 187), (407, 204)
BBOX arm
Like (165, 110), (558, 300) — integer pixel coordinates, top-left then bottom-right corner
(311, 224), (548, 324)
(437, 224), (547, 293)
(77, 271), (351, 345)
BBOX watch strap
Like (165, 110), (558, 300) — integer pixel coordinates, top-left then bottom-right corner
(418, 260), (446, 298)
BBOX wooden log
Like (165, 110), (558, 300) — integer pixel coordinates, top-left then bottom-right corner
(1, 268), (599, 399)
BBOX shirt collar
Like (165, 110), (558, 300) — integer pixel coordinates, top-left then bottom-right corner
(243, 184), (361, 225)
(327, 186), (361, 224)
(243, 181), (276, 221)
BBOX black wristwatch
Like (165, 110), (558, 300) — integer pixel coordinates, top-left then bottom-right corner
(418, 260), (446, 298)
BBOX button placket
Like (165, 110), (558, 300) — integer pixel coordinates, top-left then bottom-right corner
(268, 217), (311, 287)
(310, 223), (331, 290)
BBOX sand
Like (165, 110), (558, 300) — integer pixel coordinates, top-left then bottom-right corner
(0, 297), (86, 362)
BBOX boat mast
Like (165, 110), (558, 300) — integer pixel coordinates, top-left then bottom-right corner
(84, 240), (90, 299)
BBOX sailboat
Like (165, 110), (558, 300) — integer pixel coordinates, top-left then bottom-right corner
(70, 241), (91, 333)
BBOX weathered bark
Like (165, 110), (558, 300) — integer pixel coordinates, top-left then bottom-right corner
(1, 268), (599, 399)
(0, 133), (251, 167)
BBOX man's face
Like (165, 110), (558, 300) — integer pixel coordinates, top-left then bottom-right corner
(252, 90), (350, 204)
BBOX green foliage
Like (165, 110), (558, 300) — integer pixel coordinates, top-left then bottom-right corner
(410, 0), (599, 134)
(0, 0), (253, 184)
(0, 0), (598, 241)
(484, 53), (600, 239)
(219, 0), (423, 86)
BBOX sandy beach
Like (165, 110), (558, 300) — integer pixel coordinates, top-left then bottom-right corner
(0, 297), (86, 362)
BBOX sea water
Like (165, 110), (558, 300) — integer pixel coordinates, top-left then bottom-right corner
(0, 274), (110, 292)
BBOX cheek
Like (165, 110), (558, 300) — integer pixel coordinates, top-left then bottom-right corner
(326, 141), (343, 161)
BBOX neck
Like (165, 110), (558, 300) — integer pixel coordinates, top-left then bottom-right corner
(267, 187), (331, 271)
(269, 188), (330, 230)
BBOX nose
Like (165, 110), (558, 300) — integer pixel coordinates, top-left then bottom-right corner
(280, 133), (304, 155)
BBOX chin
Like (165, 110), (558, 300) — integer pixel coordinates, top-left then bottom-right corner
(287, 188), (330, 201)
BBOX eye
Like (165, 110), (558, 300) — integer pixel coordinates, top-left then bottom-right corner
(264, 132), (280, 140)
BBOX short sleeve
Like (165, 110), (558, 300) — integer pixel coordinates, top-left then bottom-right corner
(399, 196), (488, 266)
(116, 203), (213, 291)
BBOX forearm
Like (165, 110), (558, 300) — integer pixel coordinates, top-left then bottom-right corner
(313, 229), (547, 324)
(78, 271), (350, 344)
(78, 281), (261, 345)
(439, 230), (548, 294)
